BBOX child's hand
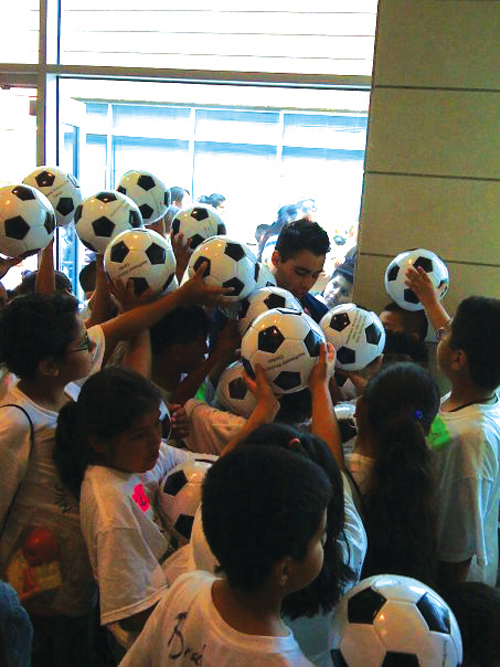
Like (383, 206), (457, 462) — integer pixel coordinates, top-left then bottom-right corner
(170, 230), (192, 282)
(405, 265), (439, 308)
(109, 278), (155, 312)
(308, 342), (334, 392)
(0, 254), (25, 280)
(244, 364), (279, 416)
(180, 262), (234, 306)
(168, 404), (190, 440)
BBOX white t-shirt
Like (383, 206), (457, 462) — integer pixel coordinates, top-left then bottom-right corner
(183, 398), (245, 455)
(435, 394), (500, 586)
(163, 472), (367, 667)
(119, 571), (314, 667)
(80, 442), (192, 648)
(0, 325), (105, 617)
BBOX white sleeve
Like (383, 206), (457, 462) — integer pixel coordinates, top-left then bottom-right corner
(155, 442), (193, 479)
(338, 472), (367, 588)
(0, 407), (32, 526)
(183, 399), (245, 455)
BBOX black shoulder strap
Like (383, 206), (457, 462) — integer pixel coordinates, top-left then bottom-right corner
(0, 404), (35, 538)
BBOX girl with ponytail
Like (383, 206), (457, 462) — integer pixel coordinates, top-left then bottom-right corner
(347, 361), (440, 586)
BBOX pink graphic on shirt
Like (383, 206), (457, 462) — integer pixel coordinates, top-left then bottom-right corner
(132, 483), (150, 512)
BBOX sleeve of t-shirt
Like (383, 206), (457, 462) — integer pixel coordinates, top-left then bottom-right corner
(183, 399), (245, 455)
(338, 472), (367, 586)
(0, 407), (32, 525)
(155, 442), (193, 479)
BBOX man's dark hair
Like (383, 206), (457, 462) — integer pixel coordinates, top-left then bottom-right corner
(382, 301), (428, 342)
(149, 304), (209, 355)
(0, 293), (79, 380)
(10, 270), (73, 298)
(275, 220), (330, 262)
(450, 296), (500, 391)
(202, 445), (331, 593)
(79, 260), (97, 293)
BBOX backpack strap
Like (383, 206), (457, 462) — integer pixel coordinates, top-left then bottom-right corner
(0, 404), (35, 538)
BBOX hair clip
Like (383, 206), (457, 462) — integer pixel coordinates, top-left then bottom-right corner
(414, 409), (423, 420)
(288, 437), (301, 449)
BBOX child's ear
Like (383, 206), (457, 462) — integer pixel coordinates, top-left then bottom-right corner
(89, 435), (107, 455)
(272, 556), (292, 589)
(271, 250), (281, 269)
(451, 348), (468, 372)
(38, 357), (60, 378)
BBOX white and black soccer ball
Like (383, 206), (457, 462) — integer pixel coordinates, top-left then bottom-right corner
(171, 204), (226, 250)
(238, 286), (303, 335)
(116, 169), (170, 224)
(23, 165), (82, 226)
(0, 184), (55, 257)
(104, 228), (176, 298)
(157, 455), (218, 545)
(241, 308), (325, 394)
(74, 190), (143, 254)
(330, 574), (462, 667)
(214, 361), (257, 418)
(187, 235), (257, 302)
(320, 304), (385, 371)
(253, 261), (277, 290)
(385, 248), (449, 312)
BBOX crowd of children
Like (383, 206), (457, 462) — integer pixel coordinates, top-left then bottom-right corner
(0, 215), (499, 666)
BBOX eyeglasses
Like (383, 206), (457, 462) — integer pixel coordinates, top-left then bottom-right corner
(67, 331), (92, 353)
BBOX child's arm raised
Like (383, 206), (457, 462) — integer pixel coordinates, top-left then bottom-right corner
(34, 239), (56, 294)
(84, 255), (117, 328)
(309, 343), (345, 470)
(405, 265), (451, 333)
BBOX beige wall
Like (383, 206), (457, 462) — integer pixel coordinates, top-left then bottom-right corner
(354, 0), (500, 320)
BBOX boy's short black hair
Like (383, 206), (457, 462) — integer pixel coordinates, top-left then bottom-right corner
(275, 220), (330, 262)
(450, 296), (500, 391)
(382, 301), (428, 342)
(10, 270), (72, 298)
(149, 304), (209, 355)
(202, 445), (331, 593)
(79, 260), (97, 293)
(383, 330), (429, 365)
(0, 293), (79, 381)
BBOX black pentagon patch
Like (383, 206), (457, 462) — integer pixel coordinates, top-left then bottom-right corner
(129, 276), (149, 296)
(416, 592), (450, 634)
(239, 298), (251, 319)
(224, 242), (245, 262)
(67, 173), (79, 187)
(254, 264), (261, 281)
(193, 256), (211, 276)
(164, 190), (171, 206)
(5, 216), (30, 239)
(403, 288), (420, 304)
(81, 239), (97, 252)
(217, 223), (226, 235)
(35, 170), (56, 187)
(171, 219), (180, 235)
(137, 174), (156, 191)
(413, 256), (433, 274)
(365, 323), (382, 345)
(347, 586), (387, 624)
(228, 377), (248, 400)
(129, 210), (142, 227)
(274, 371), (302, 391)
(189, 234), (204, 249)
(162, 273), (175, 291)
(110, 241), (129, 263)
(330, 649), (349, 667)
(258, 326), (284, 354)
(337, 347), (356, 365)
(381, 653), (420, 667)
(145, 242), (166, 265)
(44, 212), (55, 234)
(92, 217), (115, 237)
(116, 185), (127, 195)
(163, 470), (188, 496)
(437, 278), (448, 290)
(56, 197), (74, 216)
(223, 276), (244, 296)
(387, 263), (400, 282)
(304, 329), (322, 357)
(242, 357), (255, 379)
(329, 313), (351, 332)
(95, 191), (117, 203)
(139, 203), (154, 220)
(12, 185), (36, 201)
(264, 294), (286, 310)
(174, 514), (194, 541)
(191, 207), (209, 222)
(74, 204), (83, 223)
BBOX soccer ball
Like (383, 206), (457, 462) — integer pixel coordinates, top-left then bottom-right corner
(187, 235), (257, 302)
(104, 228), (176, 297)
(23, 165), (82, 226)
(0, 184), (55, 257)
(157, 455), (218, 545)
(116, 169), (170, 224)
(320, 304), (385, 371)
(253, 261), (277, 290)
(238, 286), (303, 335)
(241, 308), (325, 394)
(330, 574), (462, 666)
(385, 248), (449, 312)
(74, 190), (143, 253)
(171, 204), (226, 250)
(214, 361), (257, 418)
